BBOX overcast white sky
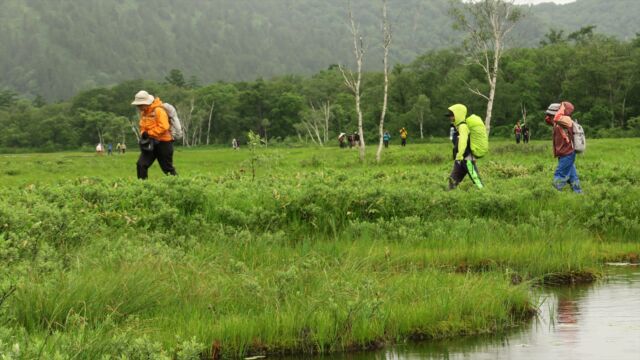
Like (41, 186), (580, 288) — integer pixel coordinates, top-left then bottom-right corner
(513, 0), (576, 4)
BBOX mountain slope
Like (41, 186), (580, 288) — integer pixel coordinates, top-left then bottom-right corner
(0, 0), (637, 100)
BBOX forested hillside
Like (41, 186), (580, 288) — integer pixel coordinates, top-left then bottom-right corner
(2, 31), (639, 151)
(1, 0), (638, 100)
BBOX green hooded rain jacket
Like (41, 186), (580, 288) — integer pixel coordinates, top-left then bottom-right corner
(449, 104), (489, 160)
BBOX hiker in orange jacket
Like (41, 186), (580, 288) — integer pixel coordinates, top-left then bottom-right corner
(132, 90), (177, 179)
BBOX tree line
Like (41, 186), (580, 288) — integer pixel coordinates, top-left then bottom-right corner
(1, 30), (640, 151)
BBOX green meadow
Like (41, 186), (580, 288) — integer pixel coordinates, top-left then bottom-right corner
(0, 139), (639, 359)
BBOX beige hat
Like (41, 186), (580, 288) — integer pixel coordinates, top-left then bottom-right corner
(131, 90), (155, 105)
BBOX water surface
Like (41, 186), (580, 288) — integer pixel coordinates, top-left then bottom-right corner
(290, 269), (640, 360)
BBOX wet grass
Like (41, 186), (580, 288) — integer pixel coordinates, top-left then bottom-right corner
(0, 139), (638, 358)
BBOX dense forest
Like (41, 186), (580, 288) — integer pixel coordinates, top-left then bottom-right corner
(1, 0), (639, 100)
(1, 26), (639, 151)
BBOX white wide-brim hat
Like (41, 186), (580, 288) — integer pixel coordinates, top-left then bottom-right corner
(131, 90), (155, 105)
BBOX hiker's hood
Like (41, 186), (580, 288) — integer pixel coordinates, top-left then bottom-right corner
(448, 104), (468, 126)
(143, 97), (164, 115)
(561, 101), (574, 116)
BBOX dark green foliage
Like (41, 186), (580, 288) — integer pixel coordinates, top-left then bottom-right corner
(1, 0), (640, 101)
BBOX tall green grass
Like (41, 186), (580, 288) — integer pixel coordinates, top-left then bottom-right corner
(0, 139), (638, 358)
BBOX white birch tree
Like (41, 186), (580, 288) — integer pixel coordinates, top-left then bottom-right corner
(295, 102), (330, 146)
(451, 0), (523, 134)
(376, 0), (392, 163)
(339, 1), (367, 162)
(206, 100), (214, 145)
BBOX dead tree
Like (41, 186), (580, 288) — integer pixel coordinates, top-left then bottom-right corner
(451, 0), (523, 134)
(179, 98), (196, 147)
(321, 101), (332, 144)
(376, 0), (392, 163)
(339, 2), (367, 162)
(206, 100), (214, 145)
(296, 104), (326, 146)
(128, 116), (140, 141)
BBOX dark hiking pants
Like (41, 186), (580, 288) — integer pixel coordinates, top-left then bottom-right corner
(449, 159), (483, 190)
(137, 141), (177, 180)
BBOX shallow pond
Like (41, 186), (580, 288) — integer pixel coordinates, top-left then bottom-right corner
(286, 269), (640, 360)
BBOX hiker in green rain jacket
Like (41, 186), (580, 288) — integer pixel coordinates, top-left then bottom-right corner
(446, 104), (488, 190)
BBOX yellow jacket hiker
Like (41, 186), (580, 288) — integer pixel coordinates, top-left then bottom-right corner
(399, 128), (408, 147)
(446, 104), (487, 190)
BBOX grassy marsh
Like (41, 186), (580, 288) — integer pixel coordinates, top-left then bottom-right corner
(0, 139), (638, 358)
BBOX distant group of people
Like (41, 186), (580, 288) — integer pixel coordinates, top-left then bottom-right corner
(126, 90), (583, 193)
(513, 121), (530, 144)
(95, 142), (127, 156)
(338, 132), (361, 148)
(339, 128), (408, 149)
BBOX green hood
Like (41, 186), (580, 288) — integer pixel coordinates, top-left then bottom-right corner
(448, 104), (468, 127)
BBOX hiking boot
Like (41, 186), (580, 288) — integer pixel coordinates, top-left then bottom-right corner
(553, 179), (567, 191)
(570, 181), (583, 194)
(448, 177), (457, 191)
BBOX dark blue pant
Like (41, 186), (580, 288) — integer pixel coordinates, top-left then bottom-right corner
(449, 159), (483, 190)
(553, 152), (582, 193)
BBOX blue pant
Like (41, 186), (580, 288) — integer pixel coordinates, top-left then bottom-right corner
(553, 152), (582, 193)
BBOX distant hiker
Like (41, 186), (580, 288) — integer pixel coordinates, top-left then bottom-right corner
(107, 143), (113, 155)
(121, 142), (127, 154)
(353, 132), (361, 147)
(132, 90), (177, 180)
(383, 131), (391, 148)
(338, 133), (347, 148)
(232, 138), (239, 150)
(399, 128), (408, 147)
(116, 143), (122, 153)
(96, 143), (104, 155)
(514, 121), (522, 144)
(522, 124), (530, 144)
(446, 104), (488, 190)
(545, 102), (582, 193)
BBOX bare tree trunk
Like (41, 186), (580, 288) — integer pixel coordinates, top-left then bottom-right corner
(322, 101), (331, 144)
(129, 117), (140, 141)
(264, 127), (268, 147)
(339, 2), (367, 162)
(621, 96), (627, 127)
(206, 101), (214, 145)
(486, 75), (497, 134)
(376, 0), (392, 163)
(188, 98), (196, 146)
(305, 126), (318, 145)
(419, 111), (424, 139)
(484, 25), (503, 135)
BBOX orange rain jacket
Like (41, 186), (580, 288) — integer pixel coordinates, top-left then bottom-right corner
(139, 98), (172, 142)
